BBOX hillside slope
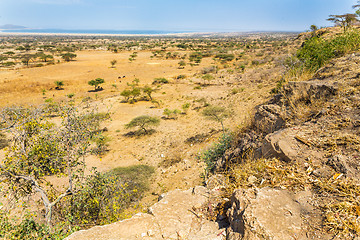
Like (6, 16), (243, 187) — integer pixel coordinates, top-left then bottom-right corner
(65, 50), (360, 239)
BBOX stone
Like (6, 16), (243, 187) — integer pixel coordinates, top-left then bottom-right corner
(254, 104), (285, 134)
(65, 187), (224, 240)
(227, 188), (304, 240)
(261, 129), (298, 162)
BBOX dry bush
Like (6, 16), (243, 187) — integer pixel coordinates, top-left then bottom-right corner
(223, 156), (360, 236)
(159, 147), (185, 168)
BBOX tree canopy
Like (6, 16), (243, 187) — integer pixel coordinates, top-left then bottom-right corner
(88, 78), (105, 91)
(125, 115), (160, 134)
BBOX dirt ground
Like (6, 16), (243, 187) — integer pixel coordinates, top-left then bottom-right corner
(0, 50), (282, 205)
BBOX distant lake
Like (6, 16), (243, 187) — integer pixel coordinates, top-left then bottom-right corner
(1, 29), (189, 35)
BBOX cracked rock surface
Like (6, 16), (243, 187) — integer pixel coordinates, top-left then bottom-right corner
(65, 186), (225, 240)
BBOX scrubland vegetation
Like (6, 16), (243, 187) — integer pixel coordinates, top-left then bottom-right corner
(0, 32), (299, 238)
(2, 4), (360, 237)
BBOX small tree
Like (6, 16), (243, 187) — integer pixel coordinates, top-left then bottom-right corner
(110, 59), (117, 68)
(125, 115), (160, 134)
(88, 78), (105, 91)
(354, 1), (360, 17)
(55, 81), (64, 90)
(38, 53), (54, 62)
(202, 74), (214, 85)
(310, 24), (318, 37)
(120, 89), (132, 102)
(163, 108), (181, 119)
(202, 105), (229, 134)
(178, 60), (186, 69)
(61, 52), (77, 62)
(21, 54), (34, 66)
(189, 52), (203, 65)
(0, 104), (103, 226)
(327, 14), (359, 32)
(130, 87), (141, 102)
(143, 86), (154, 100)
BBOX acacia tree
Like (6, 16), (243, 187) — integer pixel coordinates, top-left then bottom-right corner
(310, 24), (318, 37)
(21, 54), (34, 66)
(327, 14), (359, 32)
(61, 52), (77, 62)
(55, 81), (64, 90)
(125, 115), (160, 134)
(110, 59), (117, 68)
(0, 104), (102, 226)
(39, 53), (54, 62)
(142, 86), (154, 100)
(88, 78), (105, 91)
(354, 1), (360, 17)
(202, 105), (229, 134)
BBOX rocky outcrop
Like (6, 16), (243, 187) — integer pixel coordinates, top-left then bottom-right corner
(226, 188), (311, 240)
(209, 53), (360, 239)
(66, 53), (360, 240)
(65, 186), (225, 240)
(254, 104), (285, 135)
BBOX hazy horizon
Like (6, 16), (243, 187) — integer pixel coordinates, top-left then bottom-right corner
(0, 0), (357, 32)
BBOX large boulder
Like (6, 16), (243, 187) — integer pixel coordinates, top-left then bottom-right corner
(65, 186), (225, 240)
(261, 128), (299, 162)
(254, 105), (285, 134)
(226, 188), (309, 240)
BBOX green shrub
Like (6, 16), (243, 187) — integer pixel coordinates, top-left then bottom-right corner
(91, 134), (110, 156)
(152, 77), (169, 84)
(231, 87), (245, 94)
(55, 165), (154, 227)
(2, 62), (16, 67)
(199, 133), (233, 173)
(182, 103), (190, 114)
(297, 30), (360, 71)
(163, 108), (181, 119)
(176, 74), (186, 79)
(215, 53), (235, 62)
(0, 211), (75, 240)
(109, 165), (155, 193)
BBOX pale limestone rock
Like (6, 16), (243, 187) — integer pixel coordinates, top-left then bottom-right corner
(65, 186), (224, 240)
(227, 188), (304, 240)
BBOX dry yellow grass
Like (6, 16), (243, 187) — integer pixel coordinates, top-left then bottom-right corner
(0, 48), (282, 208)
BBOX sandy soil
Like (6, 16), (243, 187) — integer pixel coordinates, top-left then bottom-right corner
(0, 50), (282, 205)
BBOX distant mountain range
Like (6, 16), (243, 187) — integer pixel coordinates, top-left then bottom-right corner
(0, 24), (27, 30)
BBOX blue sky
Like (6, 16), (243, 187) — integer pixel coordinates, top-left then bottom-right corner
(0, 0), (357, 32)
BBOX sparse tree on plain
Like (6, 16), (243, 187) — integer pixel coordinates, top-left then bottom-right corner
(202, 105), (229, 134)
(110, 59), (117, 68)
(61, 52), (77, 62)
(88, 78), (105, 91)
(55, 81), (64, 90)
(178, 60), (186, 69)
(143, 86), (154, 100)
(125, 115), (160, 134)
